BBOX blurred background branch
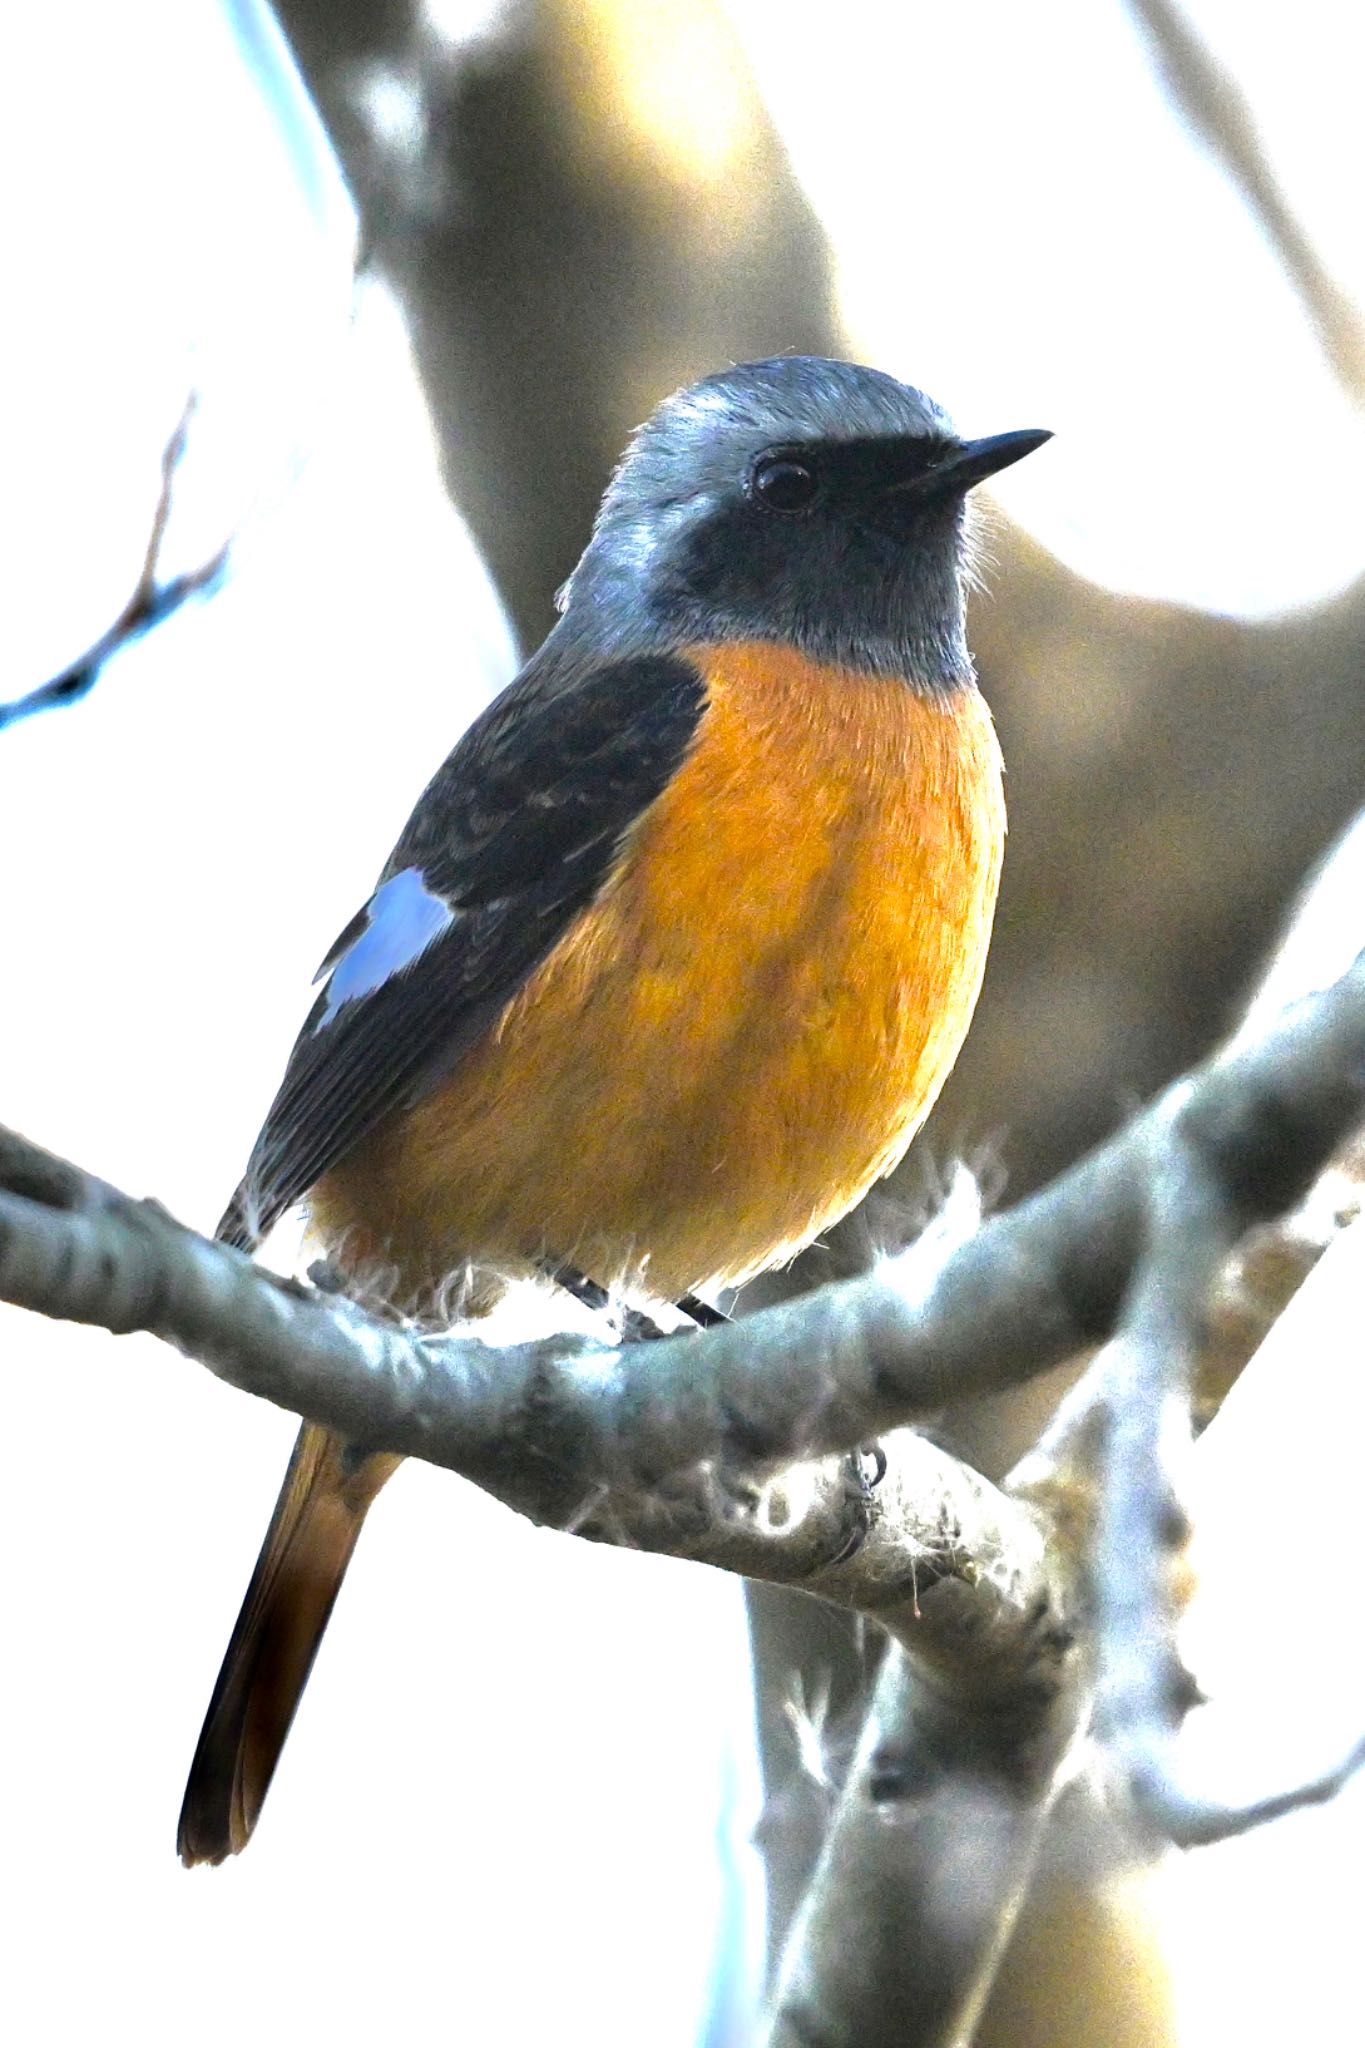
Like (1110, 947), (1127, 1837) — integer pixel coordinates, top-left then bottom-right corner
(271, 0), (841, 649)
(1126, 0), (1365, 405)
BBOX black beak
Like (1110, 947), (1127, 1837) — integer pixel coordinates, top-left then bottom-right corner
(886, 427), (1052, 502)
(933, 428), (1052, 495)
(946, 428), (1052, 489)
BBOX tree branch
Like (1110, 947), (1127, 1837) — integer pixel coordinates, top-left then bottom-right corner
(0, 1125), (1064, 1684)
(2, 956), (1362, 1526)
(2, 931), (1362, 2047)
(761, 1631), (1079, 2048)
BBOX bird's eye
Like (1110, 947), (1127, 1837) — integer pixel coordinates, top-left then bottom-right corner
(750, 455), (818, 513)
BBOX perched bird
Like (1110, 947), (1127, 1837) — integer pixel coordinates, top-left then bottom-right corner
(178, 356), (1048, 1865)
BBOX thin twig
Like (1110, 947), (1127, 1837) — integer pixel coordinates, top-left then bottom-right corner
(1087, 1101), (1232, 1813)
(1086, 1108), (1365, 1848)
(0, 394), (229, 731)
(1009, 1064), (1365, 1852)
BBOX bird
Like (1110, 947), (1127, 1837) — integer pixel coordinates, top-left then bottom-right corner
(177, 355), (1049, 1866)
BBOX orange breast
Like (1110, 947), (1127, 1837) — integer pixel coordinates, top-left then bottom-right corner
(312, 642), (1005, 1303)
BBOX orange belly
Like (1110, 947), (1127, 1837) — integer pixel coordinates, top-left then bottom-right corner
(311, 642), (1005, 1303)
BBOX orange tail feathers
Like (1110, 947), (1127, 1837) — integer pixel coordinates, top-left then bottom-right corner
(177, 1422), (398, 1866)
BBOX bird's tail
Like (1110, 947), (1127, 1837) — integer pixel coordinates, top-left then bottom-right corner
(177, 1421), (398, 1865)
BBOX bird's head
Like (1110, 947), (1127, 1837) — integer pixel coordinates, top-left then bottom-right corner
(559, 356), (1050, 690)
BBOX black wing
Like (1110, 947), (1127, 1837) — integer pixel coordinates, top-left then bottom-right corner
(219, 646), (706, 1249)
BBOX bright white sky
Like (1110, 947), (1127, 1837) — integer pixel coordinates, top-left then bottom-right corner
(1, 3), (1362, 2044)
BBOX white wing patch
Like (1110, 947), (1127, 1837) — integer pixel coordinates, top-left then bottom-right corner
(316, 867), (454, 1026)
